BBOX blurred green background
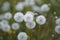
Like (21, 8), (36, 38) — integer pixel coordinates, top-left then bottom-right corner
(0, 0), (60, 40)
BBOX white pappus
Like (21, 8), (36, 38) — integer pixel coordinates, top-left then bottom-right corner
(14, 12), (24, 22)
(17, 32), (28, 40)
(36, 15), (46, 25)
(15, 2), (24, 11)
(1, 1), (10, 11)
(55, 25), (60, 34)
(26, 21), (36, 29)
(12, 22), (20, 30)
(4, 12), (12, 20)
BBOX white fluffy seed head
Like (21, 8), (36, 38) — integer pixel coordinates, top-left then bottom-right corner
(15, 2), (24, 11)
(32, 6), (40, 12)
(1, 2), (10, 11)
(12, 22), (20, 30)
(40, 4), (50, 13)
(0, 20), (10, 31)
(36, 15), (46, 25)
(4, 12), (12, 20)
(26, 21), (36, 29)
(56, 18), (60, 25)
(24, 0), (35, 6)
(24, 0), (29, 6)
(14, 12), (24, 22)
(0, 20), (10, 32)
(55, 25), (60, 34)
(29, 0), (35, 6)
(17, 32), (28, 40)
(24, 11), (34, 22)
(1, 24), (11, 32)
(26, 11), (35, 15)
(1, 20), (9, 25)
(24, 14), (34, 22)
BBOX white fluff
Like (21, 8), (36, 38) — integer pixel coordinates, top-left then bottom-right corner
(4, 12), (12, 20)
(1, 20), (9, 25)
(32, 6), (40, 12)
(24, 0), (35, 6)
(14, 12), (24, 22)
(24, 11), (34, 22)
(0, 20), (9, 30)
(24, 0), (29, 6)
(17, 32), (28, 40)
(15, 2), (24, 11)
(40, 4), (50, 12)
(12, 22), (20, 30)
(25, 11), (35, 15)
(1, 2), (10, 11)
(26, 21), (36, 29)
(55, 25), (60, 34)
(29, 0), (35, 6)
(36, 15), (46, 25)
(56, 18), (60, 25)
(1, 24), (11, 32)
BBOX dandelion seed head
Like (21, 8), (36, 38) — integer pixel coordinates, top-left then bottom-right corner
(1, 2), (10, 11)
(55, 25), (60, 34)
(24, 14), (34, 22)
(15, 2), (24, 11)
(14, 12), (24, 22)
(26, 21), (36, 29)
(1, 24), (11, 32)
(36, 15), (46, 25)
(32, 6), (40, 12)
(17, 32), (28, 40)
(40, 4), (50, 12)
(56, 18), (60, 25)
(4, 12), (12, 20)
(24, 0), (35, 6)
(12, 22), (20, 30)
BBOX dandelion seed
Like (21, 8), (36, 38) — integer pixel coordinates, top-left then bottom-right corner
(24, 0), (35, 6)
(0, 20), (10, 31)
(15, 2), (24, 11)
(55, 25), (60, 34)
(56, 18), (60, 25)
(40, 4), (50, 13)
(36, 15), (46, 25)
(26, 21), (36, 29)
(4, 12), (12, 20)
(29, 0), (35, 6)
(12, 22), (20, 30)
(32, 5), (40, 12)
(24, 12), (34, 22)
(14, 12), (24, 22)
(17, 32), (28, 40)
(1, 20), (9, 25)
(1, 24), (11, 32)
(25, 11), (35, 15)
(1, 2), (10, 11)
